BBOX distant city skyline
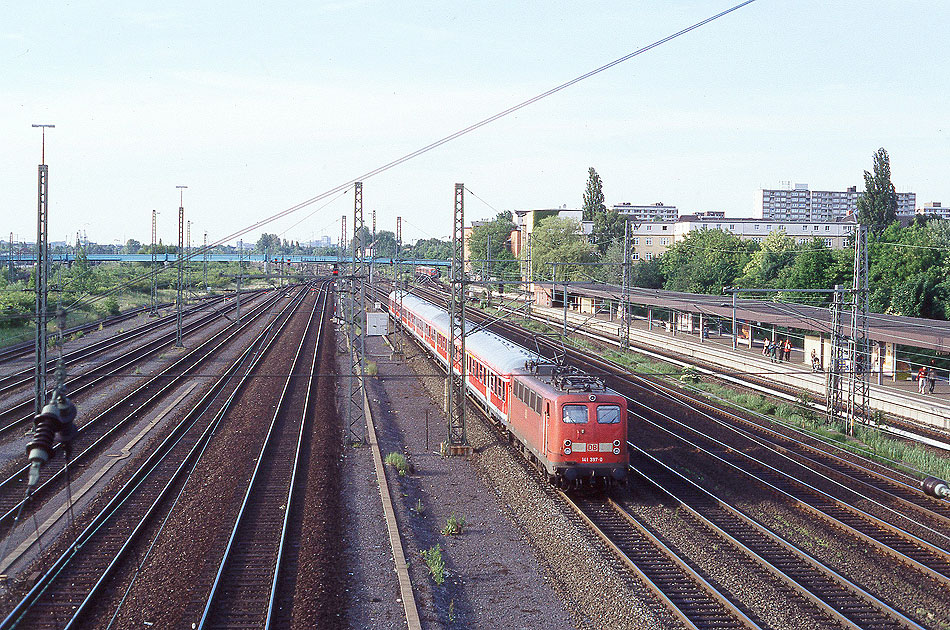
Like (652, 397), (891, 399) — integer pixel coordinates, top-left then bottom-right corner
(2, 2), (946, 247)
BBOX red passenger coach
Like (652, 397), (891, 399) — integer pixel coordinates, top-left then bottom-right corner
(390, 290), (628, 487)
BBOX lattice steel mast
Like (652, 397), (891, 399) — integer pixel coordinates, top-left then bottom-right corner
(446, 183), (470, 454)
(32, 124), (54, 415)
(149, 210), (158, 316)
(345, 183), (366, 445)
(847, 225), (870, 433)
(826, 285), (845, 425)
(175, 185), (187, 347)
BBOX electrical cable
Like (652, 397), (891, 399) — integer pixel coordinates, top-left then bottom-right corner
(52, 1), (757, 317)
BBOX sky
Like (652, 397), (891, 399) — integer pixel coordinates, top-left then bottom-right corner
(1, 1), (947, 248)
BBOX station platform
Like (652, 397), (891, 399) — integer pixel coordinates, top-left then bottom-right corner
(525, 302), (950, 436)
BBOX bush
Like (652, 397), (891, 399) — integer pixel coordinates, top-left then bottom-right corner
(421, 544), (446, 585)
(103, 296), (120, 316)
(441, 513), (466, 535)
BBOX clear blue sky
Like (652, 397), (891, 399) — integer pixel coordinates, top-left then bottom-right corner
(1, 1), (946, 248)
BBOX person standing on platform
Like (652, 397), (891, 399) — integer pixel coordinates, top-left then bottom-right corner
(918, 366), (927, 394)
(762, 338), (770, 357)
(784, 339), (791, 362)
(928, 364), (936, 394)
(769, 340), (777, 363)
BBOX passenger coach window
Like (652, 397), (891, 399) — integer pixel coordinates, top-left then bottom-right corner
(597, 405), (621, 424)
(562, 404), (589, 424)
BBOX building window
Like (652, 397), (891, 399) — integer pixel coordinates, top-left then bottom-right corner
(662, 225), (668, 231)
(729, 224), (734, 230)
(632, 237), (639, 245)
(755, 225), (760, 230)
(644, 238), (653, 246)
(824, 225), (830, 231)
(814, 225), (819, 230)
(824, 238), (833, 246)
(646, 225), (651, 231)
(631, 252), (640, 260)
(645, 252), (653, 261)
(660, 237), (670, 245)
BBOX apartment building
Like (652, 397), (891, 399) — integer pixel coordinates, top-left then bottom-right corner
(917, 202), (950, 220)
(756, 184), (916, 221)
(612, 202), (678, 221)
(626, 215), (857, 261)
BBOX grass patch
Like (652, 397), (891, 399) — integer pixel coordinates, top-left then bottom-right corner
(365, 361), (378, 376)
(384, 452), (411, 476)
(421, 544), (446, 585)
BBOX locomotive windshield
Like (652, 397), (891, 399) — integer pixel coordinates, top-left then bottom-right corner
(597, 405), (622, 424)
(562, 404), (589, 424)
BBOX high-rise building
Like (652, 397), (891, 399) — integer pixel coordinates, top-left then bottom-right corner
(756, 184), (915, 221)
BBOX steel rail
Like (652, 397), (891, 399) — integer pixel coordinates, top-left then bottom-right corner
(0, 285), (309, 629)
(633, 407), (950, 588)
(564, 493), (761, 630)
(265, 283), (329, 628)
(626, 445), (925, 630)
(0, 289), (285, 534)
(197, 283), (326, 628)
(60, 287), (311, 630)
(0, 291), (263, 435)
(0, 294), (229, 394)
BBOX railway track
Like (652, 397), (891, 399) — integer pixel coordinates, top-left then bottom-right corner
(620, 448), (923, 629)
(0, 284), (312, 628)
(198, 283), (328, 628)
(566, 494), (761, 630)
(0, 295), (228, 395)
(0, 288), (286, 545)
(385, 281), (950, 628)
(0, 291), (263, 434)
(0, 301), (168, 365)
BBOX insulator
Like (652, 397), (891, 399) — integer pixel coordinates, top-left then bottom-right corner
(25, 396), (77, 487)
(921, 476), (950, 499)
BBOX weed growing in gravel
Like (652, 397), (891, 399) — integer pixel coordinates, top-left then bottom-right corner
(384, 452), (411, 476)
(414, 499), (425, 515)
(448, 599), (456, 623)
(421, 544), (445, 585)
(365, 361), (378, 376)
(441, 513), (466, 535)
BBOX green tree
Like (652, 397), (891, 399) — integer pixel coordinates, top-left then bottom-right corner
(856, 147), (898, 233)
(530, 217), (597, 281)
(124, 239), (142, 254)
(582, 167), (606, 222)
(660, 229), (755, 294)
(256, 233), (279, 254)
(468, 211), (519, 281)
(591, 209), (625, 255)
(776, 237), (836, 301)
(737, 229), (796, 288)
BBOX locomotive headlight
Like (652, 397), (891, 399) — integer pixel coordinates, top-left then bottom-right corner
(612, 447), (620, 455)
(564, 447), (572, 455)
(612, 440), (621, 447)
(563, 439), (571, 447)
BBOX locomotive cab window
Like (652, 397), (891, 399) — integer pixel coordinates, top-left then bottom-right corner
(562, 404), (589, 424)
(597, 405), (621, 424)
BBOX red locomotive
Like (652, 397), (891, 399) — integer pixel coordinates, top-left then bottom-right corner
(390, 290), (628, 487)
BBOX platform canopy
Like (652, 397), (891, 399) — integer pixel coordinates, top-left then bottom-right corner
(536, 281), (950, 354)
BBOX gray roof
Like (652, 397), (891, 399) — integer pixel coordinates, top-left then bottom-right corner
(537, 282), (950, 352)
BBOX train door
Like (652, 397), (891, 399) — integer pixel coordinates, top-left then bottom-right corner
(541, 398), (551, 458)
